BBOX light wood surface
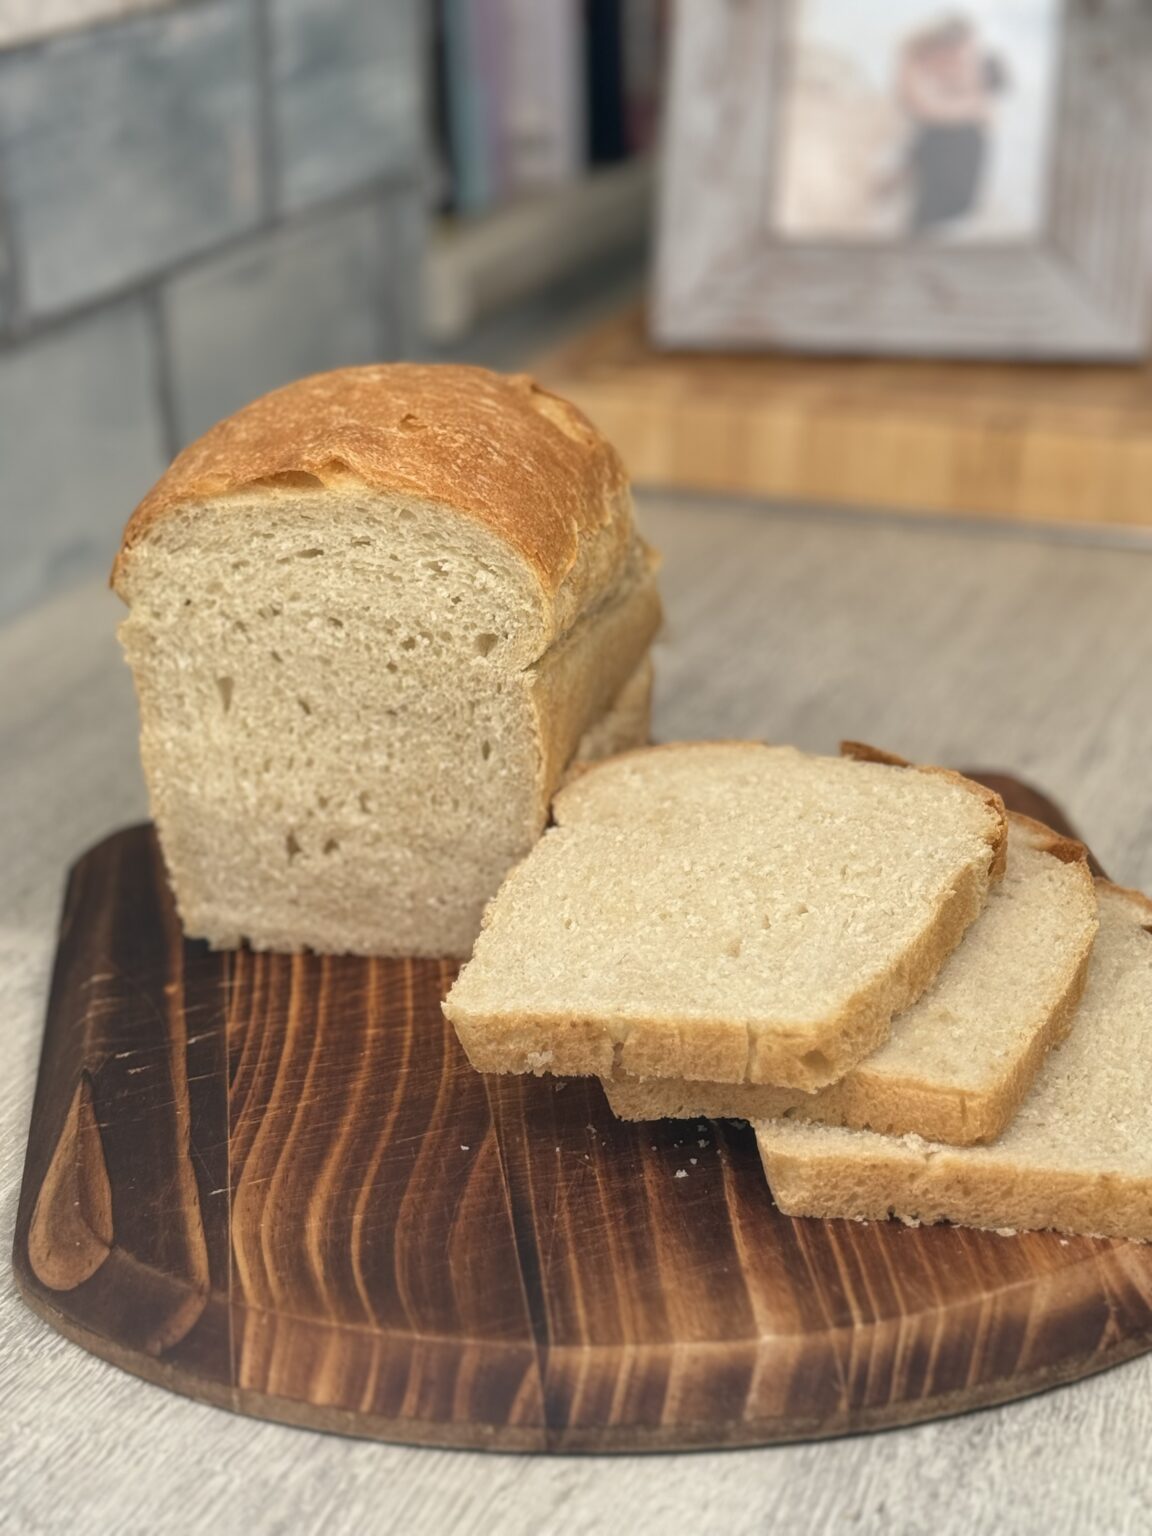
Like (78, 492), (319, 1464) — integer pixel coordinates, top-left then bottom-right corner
(541, 305), (1152, 528)
(426, 159), (652, 340)
(5, 496), (1152, 1532)
(19, 792), (1151, 1453)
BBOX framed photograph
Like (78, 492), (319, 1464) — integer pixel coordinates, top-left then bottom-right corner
(654, 0), (1152, 357)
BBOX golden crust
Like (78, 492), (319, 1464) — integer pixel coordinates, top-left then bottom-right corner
(758, 1135), (1152, 1243)
(1098, 876), (1152, 928)
(604, 943), (1092, 1145)
(757, 877), (1152, 1242)
(112, 364), (635, 631)
(530, 559), (662, 806)
(1008, 810), (1089, 867)
(569, 656), (654, 772)
(451, 844), (995, 1090)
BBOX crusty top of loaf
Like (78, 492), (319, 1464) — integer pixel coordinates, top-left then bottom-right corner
(112, 364), (634, 620)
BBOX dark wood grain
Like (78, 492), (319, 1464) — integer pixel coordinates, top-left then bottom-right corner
(13, 778), (1152, 1451)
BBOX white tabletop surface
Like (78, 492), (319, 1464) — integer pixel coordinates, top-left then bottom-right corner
(4, 493), (1152, 1536)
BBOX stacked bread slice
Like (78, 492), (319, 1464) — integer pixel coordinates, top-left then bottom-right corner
(446, 739), (1152, 1242)
(758, 881), (1152, 1242)
(446, 742), (1009, 1091)
(604, 812), (1099, 1143)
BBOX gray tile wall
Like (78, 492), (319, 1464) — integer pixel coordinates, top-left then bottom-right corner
(0, 196), (11, 331)
(269, 0), (421, 214)
(0, 1), (170, 53)
(0, 303), (167, 618)
(0, 0), (426, 620)
(0, 2), (262, 318)
(165, 195), (399, 444)
(390, 181), (425, 358)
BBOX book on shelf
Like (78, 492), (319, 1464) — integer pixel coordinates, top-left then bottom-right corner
(502, 0), (586, 197)
(434, 0), (666, 218)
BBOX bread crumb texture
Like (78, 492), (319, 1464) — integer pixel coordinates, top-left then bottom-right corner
(757, 883), (1152, 1241)
(604, 813), (1098, 1144)
(113, 365), (659, 956)
(446, 743), (1005, 1089)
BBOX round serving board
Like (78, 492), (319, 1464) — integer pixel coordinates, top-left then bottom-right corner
(14, 777), (1152, 1452)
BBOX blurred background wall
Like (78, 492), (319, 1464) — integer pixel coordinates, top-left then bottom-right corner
(0, 0), (660, 624)
(0, 0), (426, 621)
(10, 2), (1136, 634)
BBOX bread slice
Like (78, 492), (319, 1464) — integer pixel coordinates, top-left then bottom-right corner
(603, 814), (1098, 1144)
(757, 881), (1152, 1241)
(445, 743), (1007, 1091)
(113, 364), (661, 957)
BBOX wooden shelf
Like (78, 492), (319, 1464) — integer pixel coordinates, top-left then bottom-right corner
(538, 304), (1152, 529)
(424, 161), (653, 342)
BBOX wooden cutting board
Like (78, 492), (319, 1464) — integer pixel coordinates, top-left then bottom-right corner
(537, 304), (1152, 531)
(14, 777), (1152, 1452)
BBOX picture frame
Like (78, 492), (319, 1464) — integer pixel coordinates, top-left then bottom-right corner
(653, 0), (1152, 358)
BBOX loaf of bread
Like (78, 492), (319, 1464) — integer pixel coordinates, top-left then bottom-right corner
(113, 364), (662, 956)
(757, 880), (1152, 1242)
(570, 656), (654, 771)
(444, 742), (1008, 1091)
(603, 813), (1098, 1144)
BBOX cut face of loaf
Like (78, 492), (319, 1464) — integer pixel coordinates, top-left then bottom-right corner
(445, 743), (1008, 1091)
(604, 814), (1099, 1144)
(757, 882), (1152, 1242)
(114, 365), (662, 956)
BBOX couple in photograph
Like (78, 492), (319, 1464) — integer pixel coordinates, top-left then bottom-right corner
(894, 13), (1009, 234)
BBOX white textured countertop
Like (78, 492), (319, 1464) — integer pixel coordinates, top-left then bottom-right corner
(4, 493), (1152, 1536)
